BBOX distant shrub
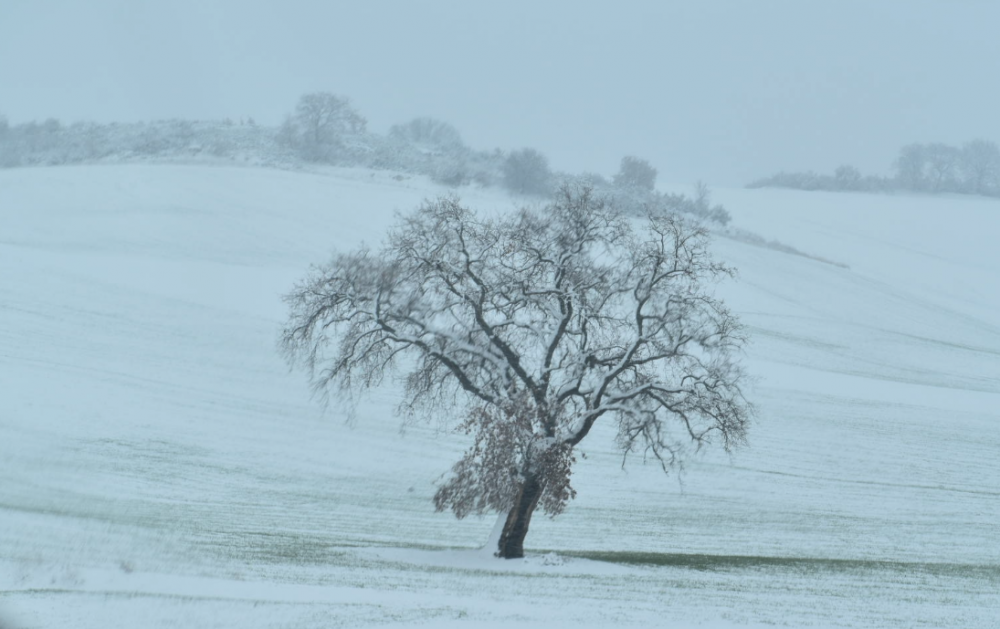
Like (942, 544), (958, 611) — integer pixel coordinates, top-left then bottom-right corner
(389, 117), (464, 152)
(429, 158), (471, 187)
(833, 165), (862, 190)
(385, 117), (477, 187)
(654, 182), (730, 225)
(605, 179), (730, 226)
(612, 156), (657, 191)
(0, 91), (736, 220)
(752, 139), (1000, 198)
(502, 148), (552, 196)
(748, 171), (827, 191)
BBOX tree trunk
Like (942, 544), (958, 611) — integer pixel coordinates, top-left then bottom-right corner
(496, 473), (544, 559)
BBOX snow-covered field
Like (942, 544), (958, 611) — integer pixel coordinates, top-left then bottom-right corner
(1, 164), (998, 628)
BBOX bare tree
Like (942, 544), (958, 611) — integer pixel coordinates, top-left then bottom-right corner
(894, 143), (928, 191)
(833, 165), (862, 191)
(959, 139), (1000, 196)
(281, 186), (752, 559)
(283, 92), (367, 161)
(923, 143), (961, 192)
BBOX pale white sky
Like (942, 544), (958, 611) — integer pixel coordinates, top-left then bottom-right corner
(2, 0), (998, 185)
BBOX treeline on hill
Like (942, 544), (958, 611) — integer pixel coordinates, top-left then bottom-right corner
(0, 92), (730, 225)
(748, 139), (1000, 198)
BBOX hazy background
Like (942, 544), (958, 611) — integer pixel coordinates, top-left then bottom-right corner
(2, 0), (999, 185)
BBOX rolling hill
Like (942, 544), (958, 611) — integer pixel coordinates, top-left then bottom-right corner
(1, 164), (998, 628)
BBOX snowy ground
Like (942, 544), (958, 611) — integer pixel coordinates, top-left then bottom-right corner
(1, 164), (998, 628)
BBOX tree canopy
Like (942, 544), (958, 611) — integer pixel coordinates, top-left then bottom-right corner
(282, 186), (752, 557)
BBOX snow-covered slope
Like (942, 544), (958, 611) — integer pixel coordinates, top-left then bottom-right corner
(1, 165), (998, 628)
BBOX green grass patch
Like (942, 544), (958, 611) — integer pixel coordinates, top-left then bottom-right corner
(554, 549), (1000, 580)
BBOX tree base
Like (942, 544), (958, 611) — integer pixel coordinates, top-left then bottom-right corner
(496, 474), (543, 559)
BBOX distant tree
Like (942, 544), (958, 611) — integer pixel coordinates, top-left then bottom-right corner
(277, 116), (299, 148)
(0, 115), (14, 167)
(429, 158), (471, 187)
(501, 148), (552, 196)
(923, 143), (961, 192)
(833, 165), (862, 190)
(298, 92), (366, 141)
(281, 186), (752, 559)
(752, 139), (1000, 197)
(959, 139), (1000, 196)
(389, 117), (464, 151)
(612, 156), (658, 191)
(894, 144), (927, 191)
(858, 174), (891, 193)
(284, 92), (367, 161)
(41, 118), (61, 135)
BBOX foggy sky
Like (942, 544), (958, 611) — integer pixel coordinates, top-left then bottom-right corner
(2, 0), (999, 185)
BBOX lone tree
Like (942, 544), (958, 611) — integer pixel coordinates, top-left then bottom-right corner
(282, 92), (367, 161)
(281, 186), (752, 558)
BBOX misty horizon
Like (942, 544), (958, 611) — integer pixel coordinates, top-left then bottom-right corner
(3, 0), (1000, 185)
